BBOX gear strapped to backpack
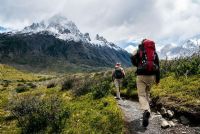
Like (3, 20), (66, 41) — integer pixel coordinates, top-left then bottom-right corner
(114, 68), (124, 79)
(137, 39), (159, 73)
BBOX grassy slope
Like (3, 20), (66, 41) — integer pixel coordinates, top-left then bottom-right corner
(151, 74), (200, 112)
(0, 64), (41, 81)
(0, 64), (48, 133)
(0, 64), (125, 133)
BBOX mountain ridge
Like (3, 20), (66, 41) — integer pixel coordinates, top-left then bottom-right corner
(0, 15), (131, 72)
(117, 37), (200, 59)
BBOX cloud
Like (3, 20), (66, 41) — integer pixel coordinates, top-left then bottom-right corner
(0, 0), (200, 43)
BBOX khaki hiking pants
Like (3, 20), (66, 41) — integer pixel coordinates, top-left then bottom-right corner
(114, 79), (122, 98)
(136, 75), (156, 112)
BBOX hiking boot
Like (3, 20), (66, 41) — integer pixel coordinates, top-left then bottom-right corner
(142, 110), (150, 127)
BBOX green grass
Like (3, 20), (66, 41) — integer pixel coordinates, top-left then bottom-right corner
(0, 64), (40, 81)
(151, 74), (200, 112)
(0, 64), (125, 133)
(63, 94), (124, 134)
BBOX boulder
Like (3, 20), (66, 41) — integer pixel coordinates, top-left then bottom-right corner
(161, 118), (170, 129)
(167, 110), (174, 118)
(168, 121), (175, 127)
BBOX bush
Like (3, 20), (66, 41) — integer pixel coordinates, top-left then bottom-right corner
(92, 81), (111, 99)
(73, 79), (93, 96)
(15, 85), (29, 93)
(122, 72), (136, 90)
(47, 82), (56, 88)
(2, 80), (11, 87)
(160, 52), (200, 77)
(61, 78), (75, 91)
(27, 83), (37, 89)
(7, 94), (70, 133)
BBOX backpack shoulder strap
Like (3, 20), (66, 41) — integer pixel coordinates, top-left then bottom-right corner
(139, 44), (147, 64)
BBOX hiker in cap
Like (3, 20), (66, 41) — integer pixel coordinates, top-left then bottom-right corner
(130, 39), (160, 127)
(112, 63), (125, 99)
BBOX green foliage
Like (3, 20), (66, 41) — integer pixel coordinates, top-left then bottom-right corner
(7, 94), (70, 134)
(73, 79), (93, 96)
(63, 94), (124, 134)
(151, 75), (200, 112)
(47, 81), (56, 88)
(122, 70), (136, 91)
(1, 64), (125, 133)
(2, 80), (11, 87)
(160, 53), (200, 78)
(15, 85), (29, 93)
(92, 81), (111, 99)
(61, 78), (75, 91)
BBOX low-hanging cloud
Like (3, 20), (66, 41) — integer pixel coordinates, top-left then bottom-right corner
(1, 0), (200, 42)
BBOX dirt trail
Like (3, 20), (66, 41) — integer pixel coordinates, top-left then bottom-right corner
(117, 99), (200, 134)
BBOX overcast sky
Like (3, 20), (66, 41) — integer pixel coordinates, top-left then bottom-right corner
(1, 0), (200, 42)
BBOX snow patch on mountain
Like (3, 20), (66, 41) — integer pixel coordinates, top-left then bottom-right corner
(22, 15), (85, 42)
(124, 45), (137, 53)
(18, 15), (121, 51)
(117, 36), (200, 59)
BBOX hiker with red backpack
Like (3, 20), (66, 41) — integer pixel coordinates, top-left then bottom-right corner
(130, 39), (160, 127)
(112, 63), (125, 100)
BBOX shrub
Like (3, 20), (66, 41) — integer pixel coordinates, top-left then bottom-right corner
(61, 78), (75, 91)
(92, 81), (111, 99)
(122, 72), (136, 90)
(73, 79), (93, 96)
(47, 82), (56, 88)
(2, 80), (11, 87)
(15, 85), (29, 93)
(7, 94), (70, 133)
(27, 83), (37, 89)
(160, 52), (200, 77)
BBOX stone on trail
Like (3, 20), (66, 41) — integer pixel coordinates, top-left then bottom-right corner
(161, 118), (170, 129)
(172, 119), (179, 123)
(160, 107), (167, 116)
(168, 121), (176, 127)
(156, 111), (161, 115)
(167, 110), (174, 118)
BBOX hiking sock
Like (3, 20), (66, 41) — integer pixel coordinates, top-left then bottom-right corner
(142, 110), (150, 127)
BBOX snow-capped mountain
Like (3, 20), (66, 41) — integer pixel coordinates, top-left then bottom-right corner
(22, 15), (84, 42)
(116, 39), (138, 53)
(159, 37), (200, 59)
(0, 15), (131, 72)
(117, 37), (200, 59)
(20, 15), (121, 50)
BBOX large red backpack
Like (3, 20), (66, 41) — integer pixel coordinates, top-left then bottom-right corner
(138, 39), (159, 73)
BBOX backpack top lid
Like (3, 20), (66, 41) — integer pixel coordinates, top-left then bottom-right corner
(142, 39), (155, 50)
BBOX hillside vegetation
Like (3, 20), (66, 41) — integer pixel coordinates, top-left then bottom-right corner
(0, 64), (125, 133)
(151, 53), (200, 115)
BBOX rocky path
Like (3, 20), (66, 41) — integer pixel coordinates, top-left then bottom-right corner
(117, 99), (200, 134)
